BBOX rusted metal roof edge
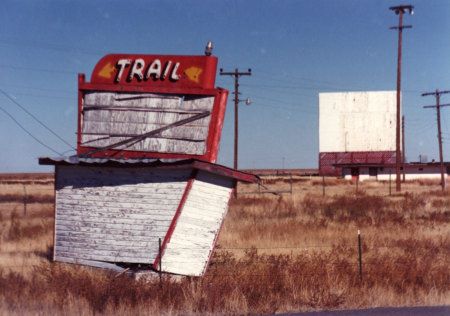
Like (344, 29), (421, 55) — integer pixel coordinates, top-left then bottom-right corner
(38, 156), (258, 183)
(191, 160), (258, 183)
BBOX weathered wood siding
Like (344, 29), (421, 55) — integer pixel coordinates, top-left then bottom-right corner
(162, 170), (234, 276)
(81, 92), (214, 154)
(54, 165), (190, 264)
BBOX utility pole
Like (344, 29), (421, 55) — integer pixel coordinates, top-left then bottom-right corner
(389, 4), (413, 192)
(402, 115), (406, 182)
(219, 68), (252, 171)
(422, 89), (450, 192)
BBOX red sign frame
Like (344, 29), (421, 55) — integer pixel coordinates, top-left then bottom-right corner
(77, 54), (228, 163)
(91, 54), (218, 89)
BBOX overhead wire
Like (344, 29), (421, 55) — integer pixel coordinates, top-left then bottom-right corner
(0, 82), (73, 94)
(252, 69), (425, 94)
(5, 92), (76, 100)
(255, 103), (317, 116)
(0, 64), (78, 75)
(255, 102), (316, 114)
(0, 104), (62, 155)
(0, 38), (105, 56)
(253, 69), (351, 88)
(0, 88), (75, 150)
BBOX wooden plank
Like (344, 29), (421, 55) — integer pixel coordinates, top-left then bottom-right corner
(81, 110), (210, 154)
(161, 171), (232, 276)
(167, 231), (216, 245)
(172, 216), (217, 233)
(173, 213), (221, 226)
(163, 250), (209, 262)
(56, 251), (151, 264)
(57, 177), (189, 187)
(80, 136), (206, 154)
(84, 92), (214, 111)
(57, 211), (176, 221)
(182, 204), (227, 217)
(56, 230), (166, 240)
(57, 193), (182, 202)
(55, 256), (126, 272)
(56, 205), (178, 215)
(55, 220), (170, 232)
(189, 183), (233, 196)
(55, 245), (153, 257)
(55, 242), (154, 254)
(82, 122), (209, 139)
(56, 214), (174, 225)
(58, 185), (185, 196)
(58, 186), (187, 195)
(161, 261), (205, 276)
(56, 237), (158, 248)
(81, 92), (214, 155)
(56, 223), (167, 236)
(55, 227), (167, 239)
(54, 165), (193, 266)
(183, 199), (229, 213)
(57, 209), (175, 220)
(83, 113), (211, 127)
(56, 197), (180, 208)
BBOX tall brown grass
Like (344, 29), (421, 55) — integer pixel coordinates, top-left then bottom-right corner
(0, 240), (448, 315)
(0, 177), (449, 314)
(0, 193), (54, 204)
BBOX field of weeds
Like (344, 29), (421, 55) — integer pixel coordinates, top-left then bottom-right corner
(0, 173), (449, 314)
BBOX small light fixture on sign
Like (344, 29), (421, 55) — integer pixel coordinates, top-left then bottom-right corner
(205, 41), (213, 56)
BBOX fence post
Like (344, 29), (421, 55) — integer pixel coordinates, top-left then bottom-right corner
(290, 174), (293, 195)
(358, 229), (362, 282)
(22, 184), (27, 216)
(389, 170), (392, 196)
(158, 237), (162, 286)
(322, 176), (325, 197)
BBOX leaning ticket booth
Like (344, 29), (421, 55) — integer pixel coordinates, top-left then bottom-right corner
(40, 53), (258, 276)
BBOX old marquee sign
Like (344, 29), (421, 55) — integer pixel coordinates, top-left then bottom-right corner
(78, 54), (228, 162)
(40, 52), (257, 276)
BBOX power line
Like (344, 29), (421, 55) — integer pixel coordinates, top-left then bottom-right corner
(255, 102), (317, 115)
(241, 82), (323, 91)
(0, 88), (75, 150)
(6, 92), (76, 100)
(238, 84), (315, 99)
(0, 38), (105, 56)
(0, 104), (62, 155)
(249, 69), (424, 94)
(0, 64), (78, 75)
(0, 82), (73, 94)
(255, 104), (317, 116)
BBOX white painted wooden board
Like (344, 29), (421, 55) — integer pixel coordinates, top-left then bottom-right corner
(161, 170), (234, 276)
(54, 165), (189, 265)
(319, 91), (398, 152)
(81, 92), (214, 154)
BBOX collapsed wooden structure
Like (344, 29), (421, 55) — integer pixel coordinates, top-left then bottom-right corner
(40, 53), (258, 276)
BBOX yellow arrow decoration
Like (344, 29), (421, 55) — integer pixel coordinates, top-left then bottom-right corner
(184, 66), (203, 83)
(98, 62), (115, 79)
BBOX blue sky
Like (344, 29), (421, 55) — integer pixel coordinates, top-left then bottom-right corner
(1, 0), (449, 172)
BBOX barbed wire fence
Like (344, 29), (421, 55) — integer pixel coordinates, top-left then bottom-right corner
(0, 179), (448, 285)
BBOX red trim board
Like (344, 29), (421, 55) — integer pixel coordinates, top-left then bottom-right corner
(152, 170), (197, 271)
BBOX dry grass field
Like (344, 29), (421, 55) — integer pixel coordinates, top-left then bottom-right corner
(0, 173), (449, 315)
